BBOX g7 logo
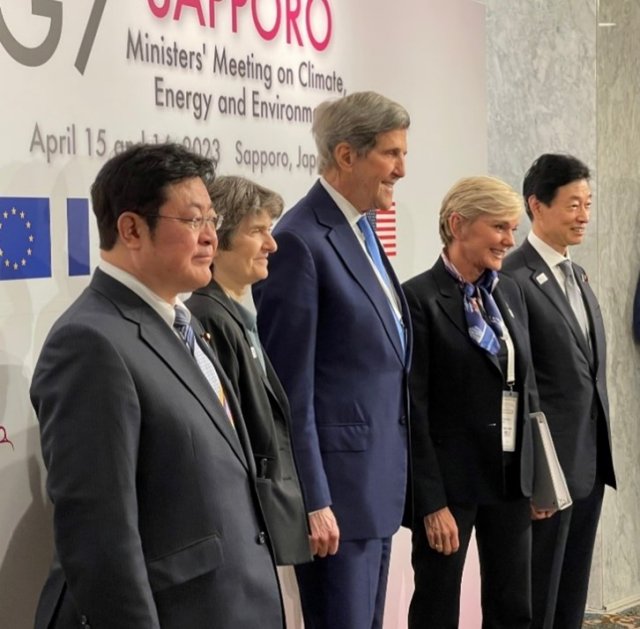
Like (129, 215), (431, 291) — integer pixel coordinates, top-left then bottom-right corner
(0, 0), (106, 74)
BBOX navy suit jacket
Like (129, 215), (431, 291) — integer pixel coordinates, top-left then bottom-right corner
(403, 258), (536, 520)
(32, 269), (283, 629)
(253, 181), (411, 541)
(503, 240), (616, 499)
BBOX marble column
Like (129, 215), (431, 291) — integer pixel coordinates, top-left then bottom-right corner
(486, 0), (640, 612)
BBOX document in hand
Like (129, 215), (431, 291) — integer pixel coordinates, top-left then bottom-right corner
(530, 411), (572, 511)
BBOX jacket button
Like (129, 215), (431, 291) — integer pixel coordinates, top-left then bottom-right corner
(399, 416), (407, 425)
(80, 615), (87, 625)
(257, 531), (267, 545)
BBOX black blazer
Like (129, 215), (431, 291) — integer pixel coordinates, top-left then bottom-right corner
(502, 240), (616, 498)
(187, 280), (312, 565)
(403, 258), (536, 521)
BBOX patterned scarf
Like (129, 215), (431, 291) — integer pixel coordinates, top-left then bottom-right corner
(441, 253), (505, 355)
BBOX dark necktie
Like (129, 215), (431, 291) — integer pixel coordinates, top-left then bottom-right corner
(173, 306), (234, 425)
(357, 215), (406, 351)
(558, 260), (591, 348)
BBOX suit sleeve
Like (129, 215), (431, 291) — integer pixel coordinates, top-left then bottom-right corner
(254, 228), (331, 512)
(31, 323), (160, 629)
(403, 282), (448, 519)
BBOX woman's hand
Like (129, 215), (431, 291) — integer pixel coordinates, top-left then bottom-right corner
(424, 507), (460, 555)
(530, 502), (557, 520)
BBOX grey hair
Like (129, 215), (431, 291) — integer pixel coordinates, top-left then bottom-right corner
(312, 91), (410, 174)
(439, 176), (523, 246)
(208, 176), (284, 250)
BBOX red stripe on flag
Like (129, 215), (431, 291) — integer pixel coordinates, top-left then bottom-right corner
(374, 203), (397, 257)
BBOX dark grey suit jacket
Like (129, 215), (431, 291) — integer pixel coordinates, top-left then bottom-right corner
(31, 269), (283, 629)
(502, 240), (616, 499)
(187, 280), (312, 566)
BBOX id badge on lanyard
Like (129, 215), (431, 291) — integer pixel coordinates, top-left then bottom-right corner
(501, 323), (517, 452)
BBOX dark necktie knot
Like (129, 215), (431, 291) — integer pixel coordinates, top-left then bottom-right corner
(173, 306), (196, 352)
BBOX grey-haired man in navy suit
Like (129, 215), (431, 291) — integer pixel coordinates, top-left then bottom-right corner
(254, 91), (411, 629)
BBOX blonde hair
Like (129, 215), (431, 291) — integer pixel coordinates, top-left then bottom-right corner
(439, 176), (523, 246)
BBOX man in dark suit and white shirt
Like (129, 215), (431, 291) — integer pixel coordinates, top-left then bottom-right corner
(31, 143), (283, 629)
(502, 153), (616, 629)
(253, 91), (411, 629)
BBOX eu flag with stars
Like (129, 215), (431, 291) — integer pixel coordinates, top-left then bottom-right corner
(0, 197), (51, 281)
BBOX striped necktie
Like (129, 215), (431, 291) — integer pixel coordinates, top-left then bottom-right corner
(173, 306), (235, 425)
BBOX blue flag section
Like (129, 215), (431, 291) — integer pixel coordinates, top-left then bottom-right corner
(67, 199), (90, 276)
(0, 198), (51, 281)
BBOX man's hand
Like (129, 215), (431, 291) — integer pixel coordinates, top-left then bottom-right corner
(308, 507), (340, 557)
(424, 507), (459, 555)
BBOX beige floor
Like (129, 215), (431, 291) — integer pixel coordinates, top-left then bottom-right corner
(583, 605), (640, 628)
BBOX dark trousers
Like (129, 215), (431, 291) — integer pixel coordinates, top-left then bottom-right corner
(409, 499), (531, 629)
(531, 478), (605, 629)
(294, 537), (392, 629)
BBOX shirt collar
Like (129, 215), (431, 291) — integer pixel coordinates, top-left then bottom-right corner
(234, 300), (258, 332)
(98, 259), (186, 328)
(319, 176), (363, 227)
(527, 231), (570, 269)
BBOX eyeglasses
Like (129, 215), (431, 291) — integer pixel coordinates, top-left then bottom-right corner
(148, 213), (223, 231)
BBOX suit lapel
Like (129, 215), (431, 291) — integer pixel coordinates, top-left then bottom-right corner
(196, 281), (288, 417)
(310, 187), (405, 364)
(431, 258), (502, 374)
(263, 357), (291, 413)
(205, 282), (280, 399)
(193, 328), (257, 475)
(493, 286), (527, 382)
(91, 270), (248, 469)
(575, 266), (600, 370)
(520, 241), (592, 362)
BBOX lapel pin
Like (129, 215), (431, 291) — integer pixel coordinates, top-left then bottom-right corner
(201, 332), (212, 343)
(535, 272), (548, 285)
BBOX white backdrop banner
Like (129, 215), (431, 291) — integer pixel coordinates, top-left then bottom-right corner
(0, 1), (487, 627)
